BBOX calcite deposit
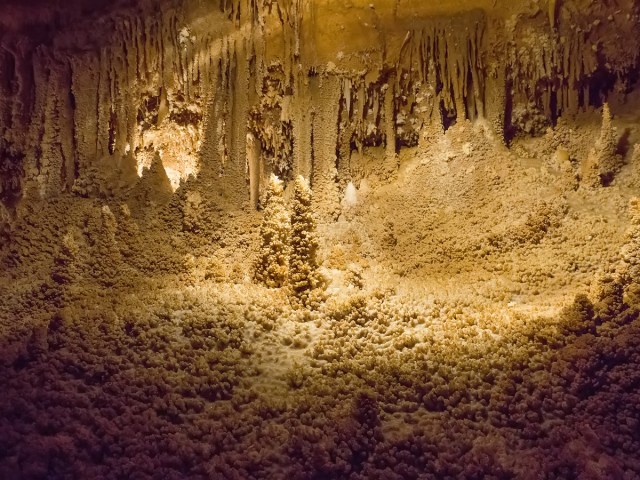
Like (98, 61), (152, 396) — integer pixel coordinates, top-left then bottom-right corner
(1, 0), (640, 478)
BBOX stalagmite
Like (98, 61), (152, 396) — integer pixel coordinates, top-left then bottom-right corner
(582, 103), (622, 187)
(254, 174), (290, 288)
(2, 1), (640, 478)
(289, 175), (323, 307)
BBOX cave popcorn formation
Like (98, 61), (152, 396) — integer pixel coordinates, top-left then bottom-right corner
(1, 0), (640, 479)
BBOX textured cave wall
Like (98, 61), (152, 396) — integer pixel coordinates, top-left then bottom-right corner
(0, 0), (246, 209)
(0, 0), (639, 220)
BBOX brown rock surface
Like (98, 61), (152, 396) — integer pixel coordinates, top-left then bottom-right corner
(1, 1), (640, 478)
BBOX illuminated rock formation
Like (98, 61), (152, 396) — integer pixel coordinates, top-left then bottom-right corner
(0, 0), (637, 216)
(289, 175), (323, 307)
(2, 1), (640, 479)
(254, 174), (290, 288)
(582, 104), (622, 187)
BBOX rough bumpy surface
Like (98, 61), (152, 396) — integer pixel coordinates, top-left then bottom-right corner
(2, 0), (640, 479)
(254, 174), (290, 288)
(289, 175), (323, 308)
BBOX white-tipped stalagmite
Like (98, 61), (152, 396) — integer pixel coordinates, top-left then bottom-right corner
(289, 175), (324, 307)
(582, 103), (622, 187)
(254, 174), (291, 288)
(344, 182), (358, 207)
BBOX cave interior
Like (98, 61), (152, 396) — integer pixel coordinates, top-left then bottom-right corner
(2, 0), (640, 478)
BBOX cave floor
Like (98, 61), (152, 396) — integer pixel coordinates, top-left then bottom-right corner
(2, 118), (640, 479)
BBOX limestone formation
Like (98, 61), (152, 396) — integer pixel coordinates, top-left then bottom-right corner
(1, 1), (640, 479)
(289, 175), (324, 307)
(0, 0), (636, 214)
(582, 104), (623, 187)
(254, 174), (290, 288)
(89, 205), (123, 288)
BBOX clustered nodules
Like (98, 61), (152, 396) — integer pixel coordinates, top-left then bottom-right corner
(0, 1), (639, 477)
(254, 174), (324, 306)
(289, 176), (324, 307)
(254, 174), (291, 288)
(0, 93), (639, 478)
(1, 168), (640, 478)
(0, 290), (253, 479)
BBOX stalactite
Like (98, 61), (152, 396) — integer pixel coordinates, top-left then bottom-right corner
(392, 9), (487, 141)
(291, 68), (313, 182)
(506, 3), (635, 127)
(383, 76), (397, 161)
(0, 0), (639, 212)
(310, 74), (341, 220)
(335, 77), (356, 185)
(0, 1), (247, 205)
(549, 0), (558, 29)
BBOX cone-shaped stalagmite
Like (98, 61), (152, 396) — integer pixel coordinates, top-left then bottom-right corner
(254, 174), (290, 288)
(90, 205), (123, 288)
(51, 231), (81, 287)
(582, 104), (622, 187)
(289, 175), (323, 306)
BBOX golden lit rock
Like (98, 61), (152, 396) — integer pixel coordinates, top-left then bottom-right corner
(1, 0), (640, 478)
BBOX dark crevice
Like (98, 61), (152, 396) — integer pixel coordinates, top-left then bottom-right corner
(503, 69), (515, 145)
